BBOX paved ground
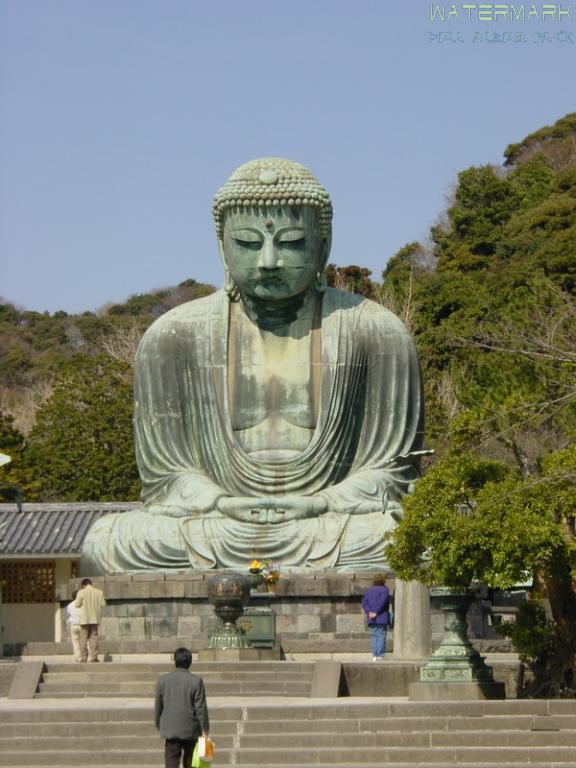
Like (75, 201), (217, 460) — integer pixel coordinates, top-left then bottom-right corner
(12, 652), (521, 664)
(0, 694), (412, 711)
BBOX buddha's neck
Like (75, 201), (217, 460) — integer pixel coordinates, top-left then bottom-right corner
(238, 289), (320, 335)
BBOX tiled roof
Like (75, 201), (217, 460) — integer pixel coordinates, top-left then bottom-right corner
(0, 502), (139, 557)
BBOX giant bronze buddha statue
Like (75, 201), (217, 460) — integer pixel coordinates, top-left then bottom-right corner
(81, 158), (425, 574)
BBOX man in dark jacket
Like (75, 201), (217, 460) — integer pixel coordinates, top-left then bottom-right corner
(362, 573), (391, 661)
(155, 647), (210, 768)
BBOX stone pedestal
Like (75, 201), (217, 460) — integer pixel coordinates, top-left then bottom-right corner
(409, 587), (505, 701)
(393, 580), (431, 659)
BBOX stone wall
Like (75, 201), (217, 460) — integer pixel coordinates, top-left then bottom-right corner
(56, 571), (511, 654)
(57, 571), (383, 653)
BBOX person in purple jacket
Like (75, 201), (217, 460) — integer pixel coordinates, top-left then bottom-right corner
(362, 573), (391, 661)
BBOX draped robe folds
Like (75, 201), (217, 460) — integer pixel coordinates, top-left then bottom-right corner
(81, 287), (425, 575)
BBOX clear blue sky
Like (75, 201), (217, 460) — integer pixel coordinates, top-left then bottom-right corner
(1, 1), (574, 313)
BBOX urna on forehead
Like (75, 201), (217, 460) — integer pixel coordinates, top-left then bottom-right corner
(212, 157), (333, 238)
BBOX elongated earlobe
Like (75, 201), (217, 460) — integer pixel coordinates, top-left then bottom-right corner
(224, 269), (239, 300)
(315, 271), (327, 293)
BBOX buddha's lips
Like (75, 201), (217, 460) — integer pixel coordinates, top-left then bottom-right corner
(256, 275), (285, 285)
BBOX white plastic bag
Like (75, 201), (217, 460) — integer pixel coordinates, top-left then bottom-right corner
(198, 736), (215, 763)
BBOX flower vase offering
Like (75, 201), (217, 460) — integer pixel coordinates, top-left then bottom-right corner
(247, 559), (281, 592)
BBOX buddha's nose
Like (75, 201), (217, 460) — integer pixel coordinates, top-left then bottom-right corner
(259, 239), (283, 269)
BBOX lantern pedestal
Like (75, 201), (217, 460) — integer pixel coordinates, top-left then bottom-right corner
(409, 587), (505, 700)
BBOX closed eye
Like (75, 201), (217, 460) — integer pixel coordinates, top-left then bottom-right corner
(233, 238), (262, 250)
(279, 237), (306, 248)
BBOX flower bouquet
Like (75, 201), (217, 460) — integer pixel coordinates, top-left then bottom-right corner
(248, 559), (281, 591)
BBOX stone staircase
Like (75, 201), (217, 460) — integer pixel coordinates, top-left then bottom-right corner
(34, 661), (315, 698)
(2, 699), (576, 766)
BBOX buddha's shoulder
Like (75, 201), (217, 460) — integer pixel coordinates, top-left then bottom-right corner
(326, 287), (410, 337)
(142, 290), (225, 337)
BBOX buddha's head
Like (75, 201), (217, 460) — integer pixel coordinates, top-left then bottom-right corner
(213, 158), (333, 302)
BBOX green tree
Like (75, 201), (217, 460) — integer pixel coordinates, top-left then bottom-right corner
(325, 264), (378, 297)
(386, 444), (576, 695)
(385, 112), (576, 695)
(0, 411), (32, 504)
(26, 356), (140, 501)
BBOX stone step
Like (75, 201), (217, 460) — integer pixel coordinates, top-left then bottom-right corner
(3, 702), (576, 766)
(2, 747), (576, 767)
(3, 755), (574, 768)
(8, 699), (576, 721)
(6, 728), (576, 754)
(0, 735), (234, 751)
(0, 707), (241, 723)
(242, 700), (576, 719)
(238, 729), (576, 749)
(3, 765), (575, 768)
(34, 689), (309, 699)
(45, 661), (314, 673)
(35, 661), (314, 698)
(235, 755), (575, 768)
(4, 712), (575, 737)
(42, 669), (310, 682)
(233, 746), (576, 765)
(0, 750), (169, 765)
(37, 681), (311, 697)
(241, 713), (576, 733)
(0, 721), (238, 737)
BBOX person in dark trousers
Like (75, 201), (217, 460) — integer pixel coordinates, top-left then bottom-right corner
(362, 573), (391, 661)
(155, 647), (210, 768)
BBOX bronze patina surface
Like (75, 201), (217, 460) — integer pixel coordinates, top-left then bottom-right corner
(81, 158), (424, 574)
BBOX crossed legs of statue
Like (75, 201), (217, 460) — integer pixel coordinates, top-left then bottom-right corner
(79, 623), (100, 662)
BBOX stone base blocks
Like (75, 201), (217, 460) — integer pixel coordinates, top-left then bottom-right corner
(56, 570), (385, 654)
(2, 699), (576, 766)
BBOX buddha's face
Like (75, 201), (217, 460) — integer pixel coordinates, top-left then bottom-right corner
(221, 207), (326, 302)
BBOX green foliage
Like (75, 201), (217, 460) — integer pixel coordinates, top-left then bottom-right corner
(0, 279), (216, 389)
(1, 277), (216, 501)
(0, 411), (33, 500)
(325, 264), (378, 297)
(0, 411), (25, 454)
(385, 448), (574, 589)
(433, 165), (518, 271)
(507, 156), (557, 210)
(382, 242), (431, 306)
(25, 356), (140, 502)
(107, 289), (171, 316)
(0, 345), (32, 385)
(504, 112), (576, 168)
(497, 600), (555, 666)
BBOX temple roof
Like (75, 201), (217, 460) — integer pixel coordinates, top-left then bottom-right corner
(0, 502), (139, 558)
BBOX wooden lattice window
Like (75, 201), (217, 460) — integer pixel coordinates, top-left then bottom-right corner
(0, 560), (56, 603)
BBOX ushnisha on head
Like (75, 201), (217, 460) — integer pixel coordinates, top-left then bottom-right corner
(213, 157), (332, 239)
(213, 158), (333, 300)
